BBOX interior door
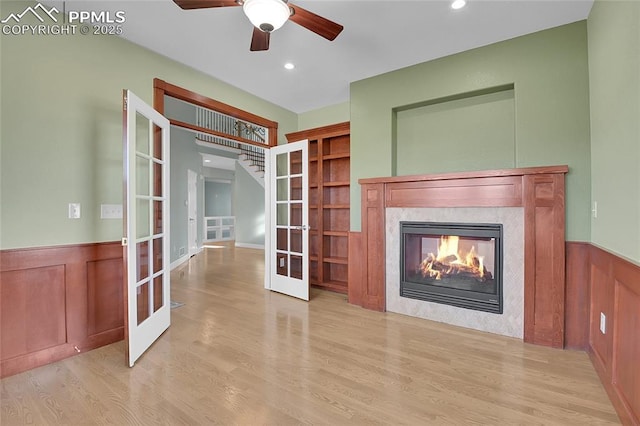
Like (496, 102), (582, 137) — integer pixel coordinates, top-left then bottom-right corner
(267, 140), (309, 300)
(123, 90), (171, 367)
(187, 169), (198, 257)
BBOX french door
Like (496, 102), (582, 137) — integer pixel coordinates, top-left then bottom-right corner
(187, 169), (198, 257)
(266, 140), (309, 300)
(123, 90), (171, 367)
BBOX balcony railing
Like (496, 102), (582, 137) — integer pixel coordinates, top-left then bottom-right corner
(195, 106), (266, 173)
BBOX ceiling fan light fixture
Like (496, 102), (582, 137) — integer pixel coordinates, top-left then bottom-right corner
(243, 0), (290, 33)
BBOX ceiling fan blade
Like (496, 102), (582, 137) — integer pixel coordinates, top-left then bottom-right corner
(173, 0), (240, 10)
(288, 3), (343, 41)
(250, 27), (270, 51)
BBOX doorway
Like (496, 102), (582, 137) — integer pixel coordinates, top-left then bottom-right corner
(187, 169), (198, 257)
(154, 79), (276, 269)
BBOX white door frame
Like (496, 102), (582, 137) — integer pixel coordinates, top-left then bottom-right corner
(187, 169), (198, 257)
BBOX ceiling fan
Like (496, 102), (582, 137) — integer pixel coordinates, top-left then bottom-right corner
(173, 0), (344, 51)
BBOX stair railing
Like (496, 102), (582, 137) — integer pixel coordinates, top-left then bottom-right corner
(195, 106), (267, 173)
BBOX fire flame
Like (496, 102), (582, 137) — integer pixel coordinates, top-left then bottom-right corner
(419, 235), (487, 280)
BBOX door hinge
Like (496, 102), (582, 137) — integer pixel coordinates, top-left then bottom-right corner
(121, 237), (128, 246)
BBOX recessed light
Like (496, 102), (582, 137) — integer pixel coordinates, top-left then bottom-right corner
(451, 0), (466, 10)
(204, 159), (211, 163)
(284, 62), (295, 70)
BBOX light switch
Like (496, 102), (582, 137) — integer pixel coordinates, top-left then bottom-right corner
(68, 203), (81, 219)
(101, 204), (123, 219)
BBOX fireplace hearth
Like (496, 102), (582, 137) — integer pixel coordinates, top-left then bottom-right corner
(400, 222), (503, 314)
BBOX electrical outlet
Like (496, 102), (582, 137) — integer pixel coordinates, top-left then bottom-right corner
(280, 257), (285, 267)
(592, 201), (598, 218)
(600, 312), (606, 334)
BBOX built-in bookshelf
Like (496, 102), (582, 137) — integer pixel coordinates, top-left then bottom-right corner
(286, 122), (350, 294)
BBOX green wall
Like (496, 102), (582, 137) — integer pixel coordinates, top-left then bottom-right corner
(350, 22), (592, 242)
(297, 101), (350, 131)
(395, 88), (515, 175)
(4, 0), (637, 258)
(0, 1), (297, 250)
(588, 0), (640, 262)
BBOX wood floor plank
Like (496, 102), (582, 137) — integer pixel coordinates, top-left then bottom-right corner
(1, 243), (619, 425)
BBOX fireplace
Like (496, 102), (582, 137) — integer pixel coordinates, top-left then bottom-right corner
(400, 222), (503, 314)
(356, 166), (567, 346)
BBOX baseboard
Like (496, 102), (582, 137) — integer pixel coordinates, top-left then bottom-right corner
(235, 242), (264, 250)
(170, 254), (190, 270)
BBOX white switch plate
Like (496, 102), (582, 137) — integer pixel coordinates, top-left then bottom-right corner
(68, 203), (81, 219)
(600, 312), (606, 334)
(101, 204), (123, 219)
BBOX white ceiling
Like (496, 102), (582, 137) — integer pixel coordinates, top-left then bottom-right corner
(58, 0), (594, 113)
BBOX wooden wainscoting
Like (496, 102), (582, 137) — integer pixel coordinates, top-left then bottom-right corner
(0, 242), (124, 378)
(564, 242), (592, 350)
(587, 245), (640, 425)
(565, 241), (640, 424)
(347, 231), (363, 306)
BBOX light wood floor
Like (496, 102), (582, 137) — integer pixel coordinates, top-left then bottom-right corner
(1, 243), (619, 425)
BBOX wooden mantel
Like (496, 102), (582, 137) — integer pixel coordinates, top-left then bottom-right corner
(349, 165), (569, 348)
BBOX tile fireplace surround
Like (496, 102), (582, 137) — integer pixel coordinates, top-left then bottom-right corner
(386, 207), (524, 339)
(350, 166), (568, 348)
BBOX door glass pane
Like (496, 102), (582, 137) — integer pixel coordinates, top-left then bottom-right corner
(290, 150), (302, 175)
(276, 253), (288, 276)
(290, 229), (302, 254)
(137, 241), (149, 281)
(137, 156), (150, 196)
(290, 255), (302, 280)
(276, 178), (288, 201)
(276, 153), (288, 177)
(277, 228), (288, 251)
(153, 275), (163, 313)
(277, 203), (288, 226)
(153, 237), (163, 273)
(153, 201), (163, 235)
(136, 112), (150, 155)
(153, 161), (162, 197)
(290, 176), (302, 201)
(137, 199), (150, 239)
(137, 281), (150, 325)
(153, 124), (163, 161)
(290, 203), (302, 227)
